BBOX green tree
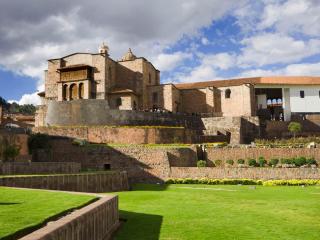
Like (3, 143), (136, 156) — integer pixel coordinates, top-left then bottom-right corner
(3, 144), (20, 162)
(288, 122), (302, 139)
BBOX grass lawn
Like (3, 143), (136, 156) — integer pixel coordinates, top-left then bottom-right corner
(0, 187), (97, 239)
(115, 184), (320, 240)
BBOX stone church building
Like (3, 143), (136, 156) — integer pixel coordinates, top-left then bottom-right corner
(36, 43), (320, 127)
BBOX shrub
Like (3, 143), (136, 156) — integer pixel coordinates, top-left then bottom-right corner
(226, 159), (234, 165)
(215, 160), (222, 167)
(288, 122), (302, 138)
(197, 160), (207, 167)
(306, 157), (317, 166)
(237, 159), (245, 164)
(293, 157), (307, 167)
(258, 156), (267, 167)
(247, 159), (257, 167)
(28, 133), (51, 154)
(263, 179), (320, 186)
(281, 158), (294, 164)
(166, 179), (320, 186)
(165, 178), (263, 185)
(3, 144), (20, 161)
(269, 158), (279, 167)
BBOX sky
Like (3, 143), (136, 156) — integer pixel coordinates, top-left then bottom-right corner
(0, 0), (320, 105)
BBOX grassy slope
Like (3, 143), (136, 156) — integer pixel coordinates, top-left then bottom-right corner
(115, 184), (320, 240)
(0, 187), (96, 239)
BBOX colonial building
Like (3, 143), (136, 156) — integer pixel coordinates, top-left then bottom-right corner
(43, 43), (159, 111)
(36, 44), (320, 127)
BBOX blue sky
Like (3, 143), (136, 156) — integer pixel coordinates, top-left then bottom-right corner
(0, 0), (320, 104)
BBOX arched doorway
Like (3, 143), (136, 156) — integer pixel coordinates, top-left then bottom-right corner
(69, 84), (78, 100)
(79, 83), (84, 99)
(62, 84), (68, 100)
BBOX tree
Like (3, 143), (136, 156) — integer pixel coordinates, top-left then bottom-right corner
(288, 122), (302, 139)
(3, 144), (20, 162)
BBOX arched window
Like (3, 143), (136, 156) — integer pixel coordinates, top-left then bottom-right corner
(116, 97), (122, 107)
(62, 84), (68, 100)
(69, 84), (77, 100)
(277, 98), (282, 104)
(225, 89), (231, 99)
(267, 99), (272, 105)
(272, 99), (277, 105)
(79, 83), (84, 99)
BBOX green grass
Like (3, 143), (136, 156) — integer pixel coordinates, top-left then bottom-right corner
(0, 187), (97, 239)
(115, 184), (320, 240)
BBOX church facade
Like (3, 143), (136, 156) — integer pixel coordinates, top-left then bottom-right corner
(36, 43), (320, 127)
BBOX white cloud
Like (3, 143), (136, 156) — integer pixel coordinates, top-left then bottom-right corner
(0, 0), (244, 79)
(9, 92), (41, 105)
(170, 52), (235, 82)
(239, 62), (320, 78)
(259, 0), (320, 36)
(180, 65), (218, 83)
(201, 37), (210, 45)
(283, 62), (320, 76)
(238, 33), (320, 66)
(202, 53), (236, 70)
(153, 52), (192, 72)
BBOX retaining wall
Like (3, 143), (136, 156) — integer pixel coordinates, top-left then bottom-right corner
(20, 194), (119, 240)
(0, 162), (81, 175)
(206, 147), (320, 166)
(0, 172), (129, 193)
(33, 126), (196, 144)
(34, 138), (198, 183)
(265, 120), (320, 139)
(45, 100), (203, 129)
(0, 131), (30, 161)
(169, 167), (320, 180)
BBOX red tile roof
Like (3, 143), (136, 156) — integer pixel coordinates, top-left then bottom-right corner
(174, 76), (320, 89)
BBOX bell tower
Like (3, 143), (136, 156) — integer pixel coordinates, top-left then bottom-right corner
(99, 42), (109, 55)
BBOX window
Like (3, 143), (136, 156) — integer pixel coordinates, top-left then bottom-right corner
(300, 90), (305, 98)
(103, 164), (111, 170)
(225, 89), (231, 99)
(319, 90), (320, 98)
(153, 92), (158, 103)
(149, 73), (152, 84)
(116, 97), (122, 107)
(78, 83), (84, 99)
(69, 84), (77, 100)
(62, 84), (68, 100)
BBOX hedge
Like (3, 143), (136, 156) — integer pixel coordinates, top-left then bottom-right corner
(165, 178), (320, 186)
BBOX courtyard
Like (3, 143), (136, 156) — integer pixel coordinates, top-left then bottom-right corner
(115, 184), (320, 240)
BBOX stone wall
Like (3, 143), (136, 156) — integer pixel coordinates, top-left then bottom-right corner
(201, 116), (260, 144)
(44, 100), (203, 129)
(265, 120), (320, 139)
(0, 172), (129, 193)
(206, 147), (320, 165)
(33, 126), (196, 144)
(0, 162), (81, 175)
(0, 131), (30, 161)
(21, 194), (119, 240)
(219, 84), (254, 117)
(169, 167), (320, 180)
(34, 139), (198, 183)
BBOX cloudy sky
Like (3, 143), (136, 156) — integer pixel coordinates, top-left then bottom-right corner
(0, 0), (320, 105)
